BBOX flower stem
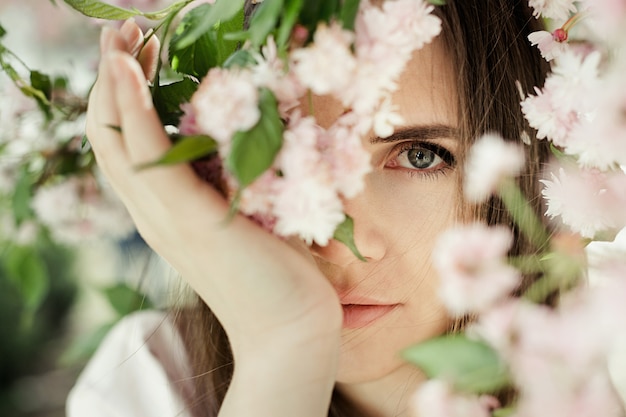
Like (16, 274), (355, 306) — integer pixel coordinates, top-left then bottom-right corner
(497, 178), (550, 251)
(562, 11), (588, 32)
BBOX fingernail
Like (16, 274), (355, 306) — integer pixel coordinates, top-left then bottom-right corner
(119, 18), (136, 37)
(120, 18), (143, 57)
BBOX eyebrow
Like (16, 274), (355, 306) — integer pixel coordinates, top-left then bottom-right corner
(370, 124), (460, 144)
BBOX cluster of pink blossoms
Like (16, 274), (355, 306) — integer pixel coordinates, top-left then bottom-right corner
(181, 0), (442, 246)
(413, 1), (626, 415)
(522, 0), (626, 240)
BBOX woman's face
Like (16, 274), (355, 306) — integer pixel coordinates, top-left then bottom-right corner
(309, 38), (459, 387)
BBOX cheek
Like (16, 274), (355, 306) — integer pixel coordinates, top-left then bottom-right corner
(369, 171), (458, 250)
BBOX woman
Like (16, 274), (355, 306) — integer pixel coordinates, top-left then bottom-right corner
(68, 1), (550, 416)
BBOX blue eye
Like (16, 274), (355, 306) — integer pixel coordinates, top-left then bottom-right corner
(387, 141), (455, 174)
(404, 148), (442, 169)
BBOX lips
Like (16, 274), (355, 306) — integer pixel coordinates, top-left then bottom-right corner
(341, 303), (399, 329)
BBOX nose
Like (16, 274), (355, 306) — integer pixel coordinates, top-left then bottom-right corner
(310, 188), (386, 266)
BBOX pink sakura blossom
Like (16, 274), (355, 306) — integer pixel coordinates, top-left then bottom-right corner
(31, 175), (135, 245)
(521, 50), (601, 146)
(178, 103), (200, 136)
(528, 30), (570, 61)
(373, 98), (405, 139)
(251, 37), (305, 116)
(378, 0), (442, 51)
(272, 176), (345, 246)
(348, 0), (441, 114)
(565, 68), (626, 169)
(291, 22), (356, 96)
(463, 133), (526, 203)
(411, 380), (496, 417)
(581, 0), (626, 37)
(432, 223), (521, 315)
(191, 68), (260, 148)
(540, 163), (626, 239)
(475, 287), (626, 417)
(528, 0), (578, 20)
(324, 117), (372, 199)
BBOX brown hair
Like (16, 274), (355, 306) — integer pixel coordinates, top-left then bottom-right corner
(174, 1), (551, 415)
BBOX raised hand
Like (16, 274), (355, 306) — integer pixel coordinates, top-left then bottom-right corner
(86, 19), (341, 417)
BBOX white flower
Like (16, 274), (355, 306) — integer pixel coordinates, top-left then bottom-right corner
(528, 30), (570, 61)
(528, 0), (577, 20)
(31, 175), (134, 245)
(325, 116), (372, 199)
(372, 97), (405, 139)
(541, 164), (626, 238)
(432, 223), (520, 315)
(463, 133), (526, 203)
(272, 176), (345, 246)
(191, 68), (260, 147)
(291, 22), (356, 96)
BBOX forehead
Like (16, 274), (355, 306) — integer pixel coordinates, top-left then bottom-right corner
(312, 38), (458, 130)
(393, 38), (458, 129)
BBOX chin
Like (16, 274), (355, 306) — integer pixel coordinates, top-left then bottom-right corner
(336, 344), (405, 384)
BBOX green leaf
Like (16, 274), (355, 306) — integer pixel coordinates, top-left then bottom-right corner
(248, 0), (284, 47)
(226, 88), (283, 187)
(298, 0), (340, 33)
(338, 0), (361, 31)
(223, 49), (256, 69)
(498, 178), (550, 251)
(175, 0), (246, 50)
(333, 215), (365, 261)
(276, 0), (305, 48)
(30, 70), (52, 100)
(63, 0), (193, 20)
(59, 322), (115, 365)
(428, 0), (446, 5)
(402, 334), (510, 394)
(170, 5), (219, 77)
(169, 3), (244, 77)
(4, 246), (50, 312)
(62, 0), (141, 19)
(152, 78), (197, 126)
(0, 24), (6, 38)
(136, 135), (217, 169)
(12, 169), (33, 224)
(102, 283), (153, 317)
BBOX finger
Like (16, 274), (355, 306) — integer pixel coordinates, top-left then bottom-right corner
(86, 29), (131, 172)
(108, 51), (229, 217)
(107, 51), (169, 164)
(119, 18), (144, 57)
(138, 33), (160, 81)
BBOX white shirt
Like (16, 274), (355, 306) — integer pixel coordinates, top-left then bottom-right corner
(66, 311), (194, 417)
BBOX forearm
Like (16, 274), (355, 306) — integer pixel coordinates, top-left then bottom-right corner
(219, 331), (340, 417)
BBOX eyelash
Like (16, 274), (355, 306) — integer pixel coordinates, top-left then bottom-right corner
(385, 141), (456, 179)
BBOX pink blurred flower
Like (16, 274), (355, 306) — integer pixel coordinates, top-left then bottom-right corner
(528, 0), (578, 20)
(373, 98), (405, 139)
(272, 176), (345, 246)
(291, 22), (356, 96)
(411, 380), (495, 417)
(528, 30), (570, 61)
(178, 103), (200, 136)
(463, 133), (526, 203)
(432, 223), (521, 315)
(324, 117), (372, 199)
(31, 175), (134, 245)
(541, 163), (626, 238)
(565, 68), (626, 169)
(191, 68), (260, 147)
(522, 50), (600, 147)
